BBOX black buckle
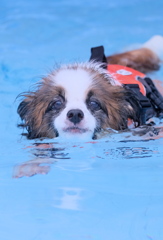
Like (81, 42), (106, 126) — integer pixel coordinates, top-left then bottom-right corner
(138, 77), (163, 111)
(89, 46), (107, 68)
(124, 84), (152, 124)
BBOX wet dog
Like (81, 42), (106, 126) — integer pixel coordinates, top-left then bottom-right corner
(17, 35), (163, 140)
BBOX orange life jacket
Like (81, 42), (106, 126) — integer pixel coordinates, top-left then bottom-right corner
(90, 46), (163, 126)
(107, 64), (146, 96)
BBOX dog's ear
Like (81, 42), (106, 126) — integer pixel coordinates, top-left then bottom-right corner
(17, 89), (58, 139)
(17, 95), (44, 139)
(17, 100), (30, 120)
(17, 96), (36, 139)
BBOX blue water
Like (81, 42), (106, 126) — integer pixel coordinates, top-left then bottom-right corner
(1, 0), (163, 239)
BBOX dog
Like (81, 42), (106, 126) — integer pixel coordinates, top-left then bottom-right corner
(17, 35), (163, 140)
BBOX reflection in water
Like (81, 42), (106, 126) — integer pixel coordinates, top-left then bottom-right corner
(13, 138), (160, 178)
(13, 143), (69, 178)
(53, 187), (82, 210)
(103, 147), (158, 159)
(31, 142), (69, 159)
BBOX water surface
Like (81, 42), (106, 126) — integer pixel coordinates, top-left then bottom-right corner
(0, 0), (163, 239)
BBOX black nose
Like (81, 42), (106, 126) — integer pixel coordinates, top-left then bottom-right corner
(67, 109), (84, 124)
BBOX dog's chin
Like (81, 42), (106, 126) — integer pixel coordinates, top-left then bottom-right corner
(63, 126), (88, 134)
(57, 126), (94, 140)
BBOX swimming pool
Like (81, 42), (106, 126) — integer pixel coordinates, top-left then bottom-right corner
(1, 0), (163, 239)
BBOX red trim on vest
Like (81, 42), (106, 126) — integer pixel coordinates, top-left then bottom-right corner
(107, 64), (146, 96)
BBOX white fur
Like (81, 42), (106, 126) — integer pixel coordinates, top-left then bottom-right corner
(143, 35), (163, 59)
(54, 61), (122, 86)
(52, 68), (97, 139)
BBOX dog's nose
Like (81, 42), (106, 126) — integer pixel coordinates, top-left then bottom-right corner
(67, 109), (84, 124)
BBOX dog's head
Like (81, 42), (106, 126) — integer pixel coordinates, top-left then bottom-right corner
(17, 62), (140, 140)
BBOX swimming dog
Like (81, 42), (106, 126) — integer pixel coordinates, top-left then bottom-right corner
(17, 36), (163, 140)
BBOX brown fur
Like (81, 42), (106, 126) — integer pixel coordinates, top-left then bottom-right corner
(107, 48), (160, 73)
(18, 78), (65, 139)
(86, 69), (140, 130)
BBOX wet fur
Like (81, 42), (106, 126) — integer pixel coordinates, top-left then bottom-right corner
(18, 46), (161, 140)
(107, 48), (160, 74)
(18, 63), (141, 139)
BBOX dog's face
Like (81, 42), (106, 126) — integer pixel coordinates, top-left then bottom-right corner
(52, 68), (97, 138)
(18, 62), (140, 139)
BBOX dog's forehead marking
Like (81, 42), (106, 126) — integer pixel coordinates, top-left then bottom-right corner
(54, 68), (92, 100)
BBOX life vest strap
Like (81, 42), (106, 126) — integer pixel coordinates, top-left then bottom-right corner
(124, 83), (152, 125)
(138, 77), (163, 111)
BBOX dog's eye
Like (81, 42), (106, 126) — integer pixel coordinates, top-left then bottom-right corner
(88, 100), (101, 111)
(51, 100), (63, 110)
(46, 99), (64, 112)
(53, 100), (63, 110)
